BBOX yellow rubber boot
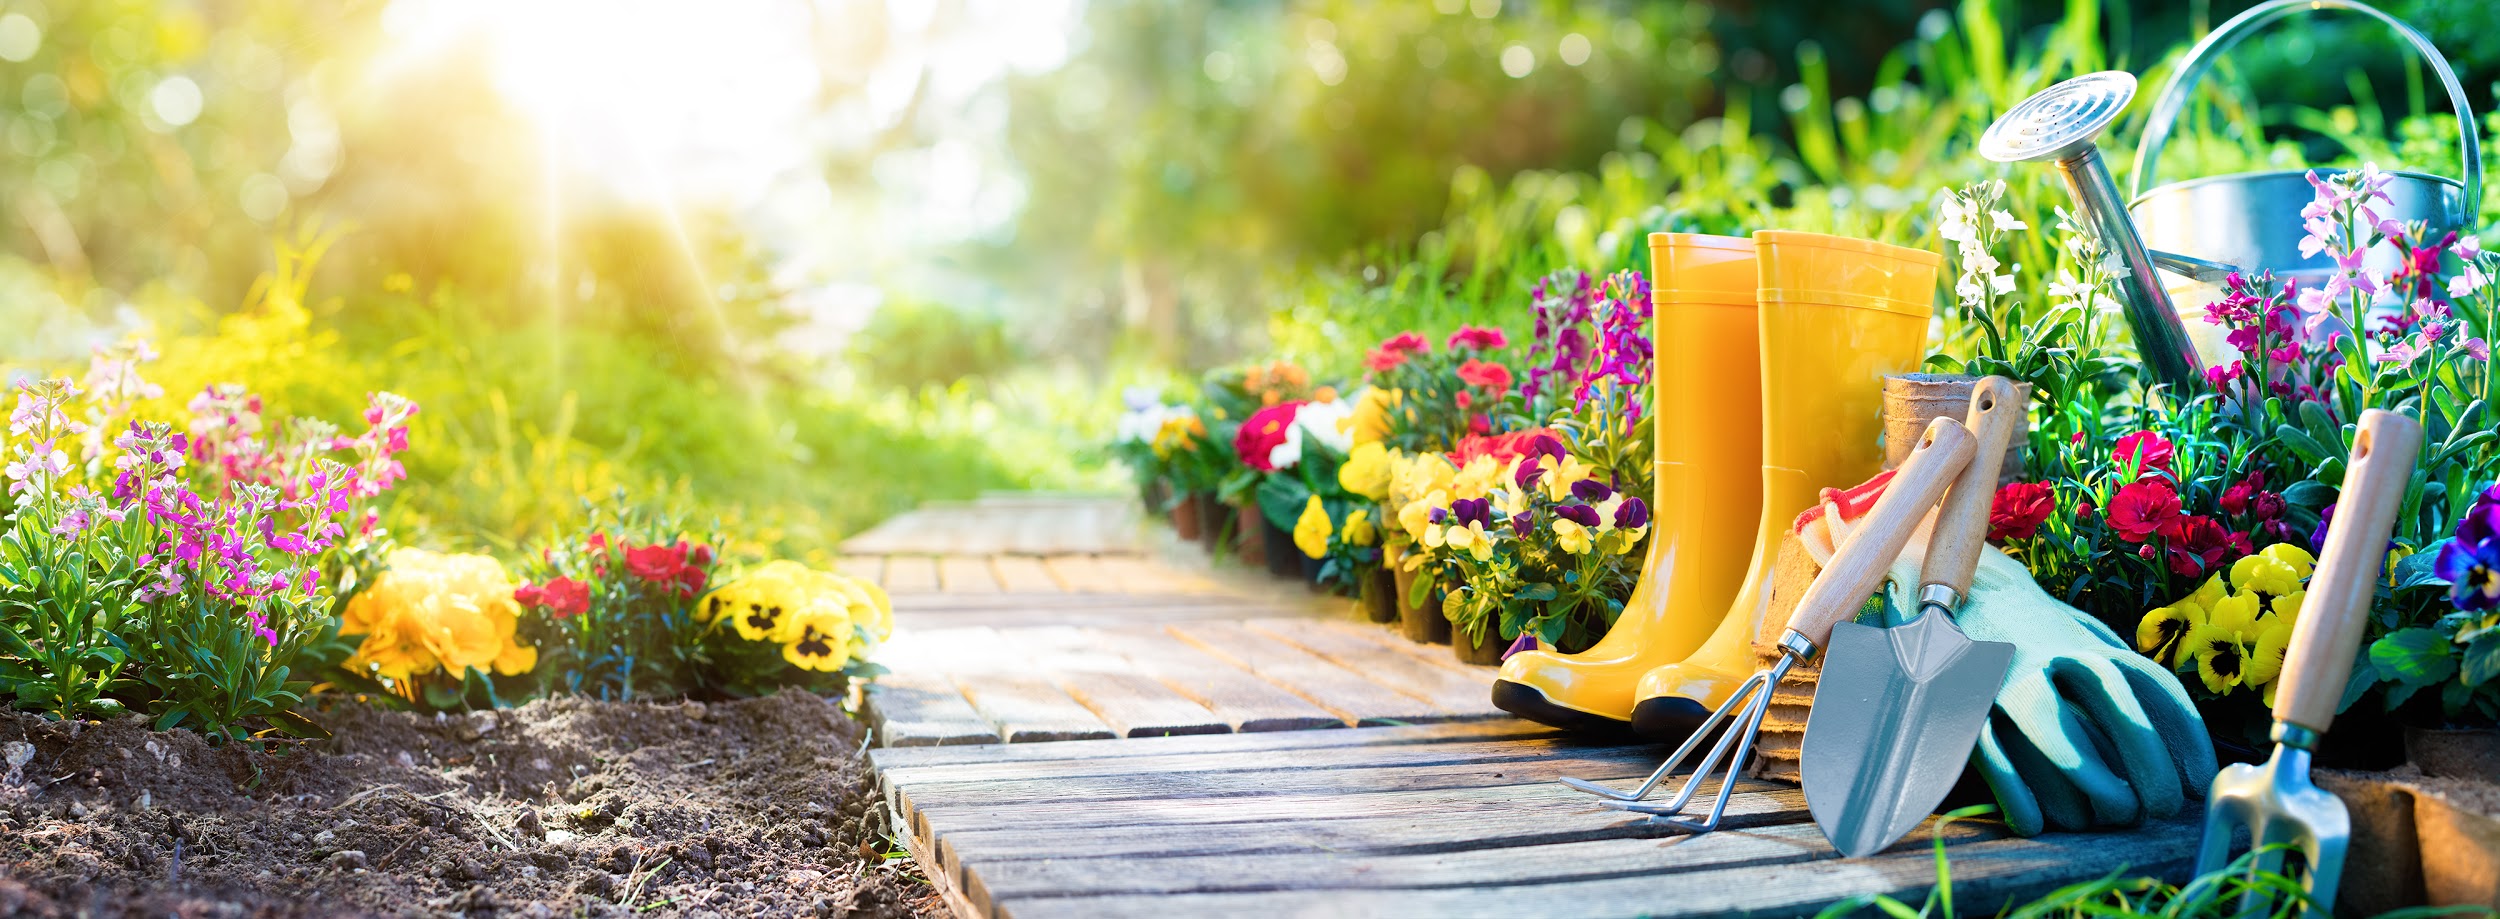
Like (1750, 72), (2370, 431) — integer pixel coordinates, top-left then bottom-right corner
(1629, 230), (1939, 739)
(1491, 234), (1763, 732)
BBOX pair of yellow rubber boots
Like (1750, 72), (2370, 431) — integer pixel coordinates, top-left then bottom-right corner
(1491, 231), (1942, 738)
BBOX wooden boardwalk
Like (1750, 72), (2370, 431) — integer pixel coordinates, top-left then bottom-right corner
(855, 495), (2200, 918)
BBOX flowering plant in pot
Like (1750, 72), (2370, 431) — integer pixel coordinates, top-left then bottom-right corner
(1110, 386), (1192, 513)
(1240, 397), (1365, 589)
(1360, 326), (1510, 452)
(0, 346), (413, 741)
(1417, 431), (1650, 663)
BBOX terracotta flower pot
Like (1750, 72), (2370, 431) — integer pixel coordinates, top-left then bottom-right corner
(1390, 561), (1448, 644)
(1169, 490), (1203, 541)
(1882, 373), (2032, 485)
(1360, 566), (1399, 623)
(1233, 499), (1267, 567)
(1262, 517), (1300, 579)
(1194, 493), (1230, 551)
(1453, 622), (1505, 665)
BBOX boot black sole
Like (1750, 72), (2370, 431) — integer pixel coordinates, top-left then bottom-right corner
(1489, 680), (1644, 738)
(1630, 695), (1715, 742)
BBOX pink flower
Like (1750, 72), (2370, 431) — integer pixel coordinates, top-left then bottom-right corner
(2106, 480), (2181, 543)
(1456, 359), (1513, 391)
(2113, 431), (2174, 477)
(1446, 326), (1509, 351)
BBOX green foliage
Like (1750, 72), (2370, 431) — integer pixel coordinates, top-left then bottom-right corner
(847, 299), (1021, 392)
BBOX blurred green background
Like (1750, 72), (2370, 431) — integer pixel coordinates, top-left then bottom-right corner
(2, 0), (2492, 557)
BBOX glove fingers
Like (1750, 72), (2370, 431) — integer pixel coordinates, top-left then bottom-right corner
(1991, 705), (2107, 833)
(2109, 653), (2220, 797)
(2051, 656), (2184, 821)
(1993, 675), (2139, 829)
(1973, 713), (2044, 837)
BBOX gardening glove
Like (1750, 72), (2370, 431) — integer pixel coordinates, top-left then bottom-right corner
(1876, 546), (2219, 837)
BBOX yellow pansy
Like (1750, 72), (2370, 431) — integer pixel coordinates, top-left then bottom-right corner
(2242, 613), (2297, 688)
(1450, 456), (1504, 500)
(1401, 488), (1448, 544)
(341, 548), (538, 693)
(2386, 543), (2415, 579)
(1440, 522), (1493, 561)
(2270, 590), (2304, 626)
(2229, 553), (2303, 597)
(1553, 518), (1594, 555)
(1612, 525), (1649, 555)
(1342, 508), (1377, 547)
(2205, 591), (2263, 639)
(1489, 485), (1527, 518)
(712, 560), (817, 642)
(1339, 442), (1393, 501)
(2258, 543), (2315, 579)
(2136, 599), (2203, 666)
(1539, 455), (1597, 503)
(1294, 496), (1333, 559)
(2185, 624), (2251, 694)
(779, 603), (855, 672)
(1351, 388), (1398, 446)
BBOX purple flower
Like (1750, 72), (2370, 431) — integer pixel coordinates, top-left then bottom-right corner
(1514, 457), (1546, 491)
(1571, 479), (1613, 502)
(1614, 497), (1650, 530)
(1449, 498), (1492, 528)
(50, 506), (90, 537)
(1511, 511), (1533, 537)
(1553, 503), (1601, 528)
(2310, 503), (2336, 554)
(1502, 633), (1539, 661)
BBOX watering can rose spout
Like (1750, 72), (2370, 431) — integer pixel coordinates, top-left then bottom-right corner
(1980, 71), (2204, 393)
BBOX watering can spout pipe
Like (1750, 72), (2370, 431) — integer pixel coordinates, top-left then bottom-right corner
(2053, 146), (2204, 392)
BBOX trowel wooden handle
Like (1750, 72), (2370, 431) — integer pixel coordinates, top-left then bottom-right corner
(1921, 376), (2023, 599)
(2276, 409), (2423, 734)
(1784, 417), (1975, 650)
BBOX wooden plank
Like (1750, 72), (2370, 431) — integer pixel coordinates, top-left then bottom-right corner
(939, 555), (1004, 594)
(884, 555), (941, 594)
(1246, 618), (1497, 715)
(1043, 555), (1121, 593)
(996, 819), (2202, 919)
(953, 672), (1115, 743)
(1054, 670), (1228, 738)
(1093, 555), (1220, 595)
(882, 798), (984, 919)
(1091, 628), (1344, 733)
(989, 556), (1061, 593)
(868, 720), (1553, 770)
(894, 742), (1678, 813)
(967, 819), (2000, 903)
(1168, 621), (1452, 725)
(880, 731), (1642, 788)
(1311, 617), (1503, 678)
(864, 671), (1002, 747)
(834, 555), (886, 584)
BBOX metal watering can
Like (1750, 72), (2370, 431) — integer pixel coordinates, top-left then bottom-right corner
(1983, 0), (2484, 392)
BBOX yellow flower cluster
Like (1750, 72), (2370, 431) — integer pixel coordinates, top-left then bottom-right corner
(1417, 453), (1644, 561)
(1349, 388), (1398, 447)
(1294, 496), (1334, 559)
(342, 548), (538, 694)
(699, 561), (893, 673)
(2136, 544), (2314, 700)
(1150, 413), (1204, 459)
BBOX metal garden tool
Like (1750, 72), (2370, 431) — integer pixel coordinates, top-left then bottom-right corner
(1801, 376), (2021, 858)
(2195, 409), (2422, 913)
(1560, 416), (1974, 833)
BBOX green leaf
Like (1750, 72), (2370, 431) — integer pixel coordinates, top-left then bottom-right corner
(2281, 479), (2337, 510)
(2464, 634), (2500, 688)
(266, 709), (332, 740)
(1254, 475), (1313, 532)
(2394, 542), (2452, 591)
(2275, 424), (2331, 466)
(152, 707), (190, 731)
(2371, 628), (2459, 688)
(1515, 583), (1558, 603)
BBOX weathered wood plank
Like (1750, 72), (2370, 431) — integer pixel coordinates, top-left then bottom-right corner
(1043, 555), (1122, 593)
(880, 731), (1645, 788)
(894, 743), (1679, 813)
(1089, 627), (1345, 733)
(833, 555), (886, 585)
(988, 556), (1061, 593)
(939, 555), (1004, 594)
(967, 818), (1999, 903)
(864, 671), (1003, 748)
(953, 673), (1116, 743)
(994, 819), (2201, 919)
(1246, 618), (1498, 715)
(1054, 670), (1228, 738)
(1168, 621), (1454, 725)
(883, 555), (942, 594)
(868, 721), (1554, 771)
(1093, 555), (1220, 595)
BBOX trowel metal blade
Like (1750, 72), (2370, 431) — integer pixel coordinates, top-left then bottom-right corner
(1801, 615), (2015, 858)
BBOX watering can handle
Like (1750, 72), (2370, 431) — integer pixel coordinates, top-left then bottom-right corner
(2130, 0), (2483, 223)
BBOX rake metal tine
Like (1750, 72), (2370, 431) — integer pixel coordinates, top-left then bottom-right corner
(2304, 829), (2345, 912)
(1600, 672), (1774, 821)
(1654, 679), (1777, 833)
(1564, 668), (1771, 804)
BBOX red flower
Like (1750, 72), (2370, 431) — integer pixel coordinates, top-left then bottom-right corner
(1379, 331), (1429, 355)
(685, 541), (716, 567)
(538, 577), (591, 619)
(2161, 514), (2238, 579)
(626, 543), (689, 583)
(2252, 491), (2285, 521)
(1233, 401), (1303, 471)
(1447, 326), (1509, 351)
(674, 565), (708, 599)
(514, 582), (544, 607)
(1987, 481), (2056, 541)
(1449, 427), (1563, 466)
(1364, 347), (1410, 372)
(2106, 480), (2181, 543)
(2113, 431), (2174, 477)
(1456, 359), (1513, 391)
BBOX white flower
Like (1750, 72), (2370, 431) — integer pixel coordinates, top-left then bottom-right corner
(2460, 236), (2484, 259)
(2047, 270), (2092, 304)
(1989, 272), (2017, 295)
(1989, 210), (2028, 232)
(1290, 399), (1355, 457)
(2449, 261), (2488, 300)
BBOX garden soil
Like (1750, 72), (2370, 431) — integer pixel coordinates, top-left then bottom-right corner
(0, 689), (944, 918)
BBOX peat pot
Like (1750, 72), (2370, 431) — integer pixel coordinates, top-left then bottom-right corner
(1882, 374), (2030, 485)
(1392, 560), (1449, 644)
(1232, 499), (1267, 567)
(1360, 566), (1399, 623)
(2317, 729), (2500, 916)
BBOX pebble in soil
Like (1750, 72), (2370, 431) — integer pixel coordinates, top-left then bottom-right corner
(0, 689), (936, 918)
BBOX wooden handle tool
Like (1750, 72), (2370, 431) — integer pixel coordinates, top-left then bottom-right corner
(2275, 409), (2422, 734)
(1920, 376), (2024, 604)
(1782, 416), (1975, 650)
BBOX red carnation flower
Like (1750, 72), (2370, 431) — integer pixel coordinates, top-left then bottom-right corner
(1456, 359), (1513, 391)
(1233, 401), (1303, 471)
(2113, 431), (2175, 477)
(539, 577), (591, 619)
(2106, 479), (2181, 543)
(513, 582), (544, 607)
(1364, 347), (1410, 372)
(1987, 481), (2056, 542)
(1447, 326), (1509, 351)
(2161, 514), (2237, 579)
(1379, 331), (1428, 354)
(626, 543), (689, 583)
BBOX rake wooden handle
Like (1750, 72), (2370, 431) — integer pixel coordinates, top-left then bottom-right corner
(1783, 416), (1975, 650)
(1921, 376), (2023, 600)
(2276, 409), (2423, 733)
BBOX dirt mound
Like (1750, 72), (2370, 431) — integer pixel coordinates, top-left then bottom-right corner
(0, 690), (942, 918)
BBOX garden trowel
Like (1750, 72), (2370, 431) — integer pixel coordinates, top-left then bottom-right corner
(1801, 376), (2021, 858)
(2195, 408), (2421, 913)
